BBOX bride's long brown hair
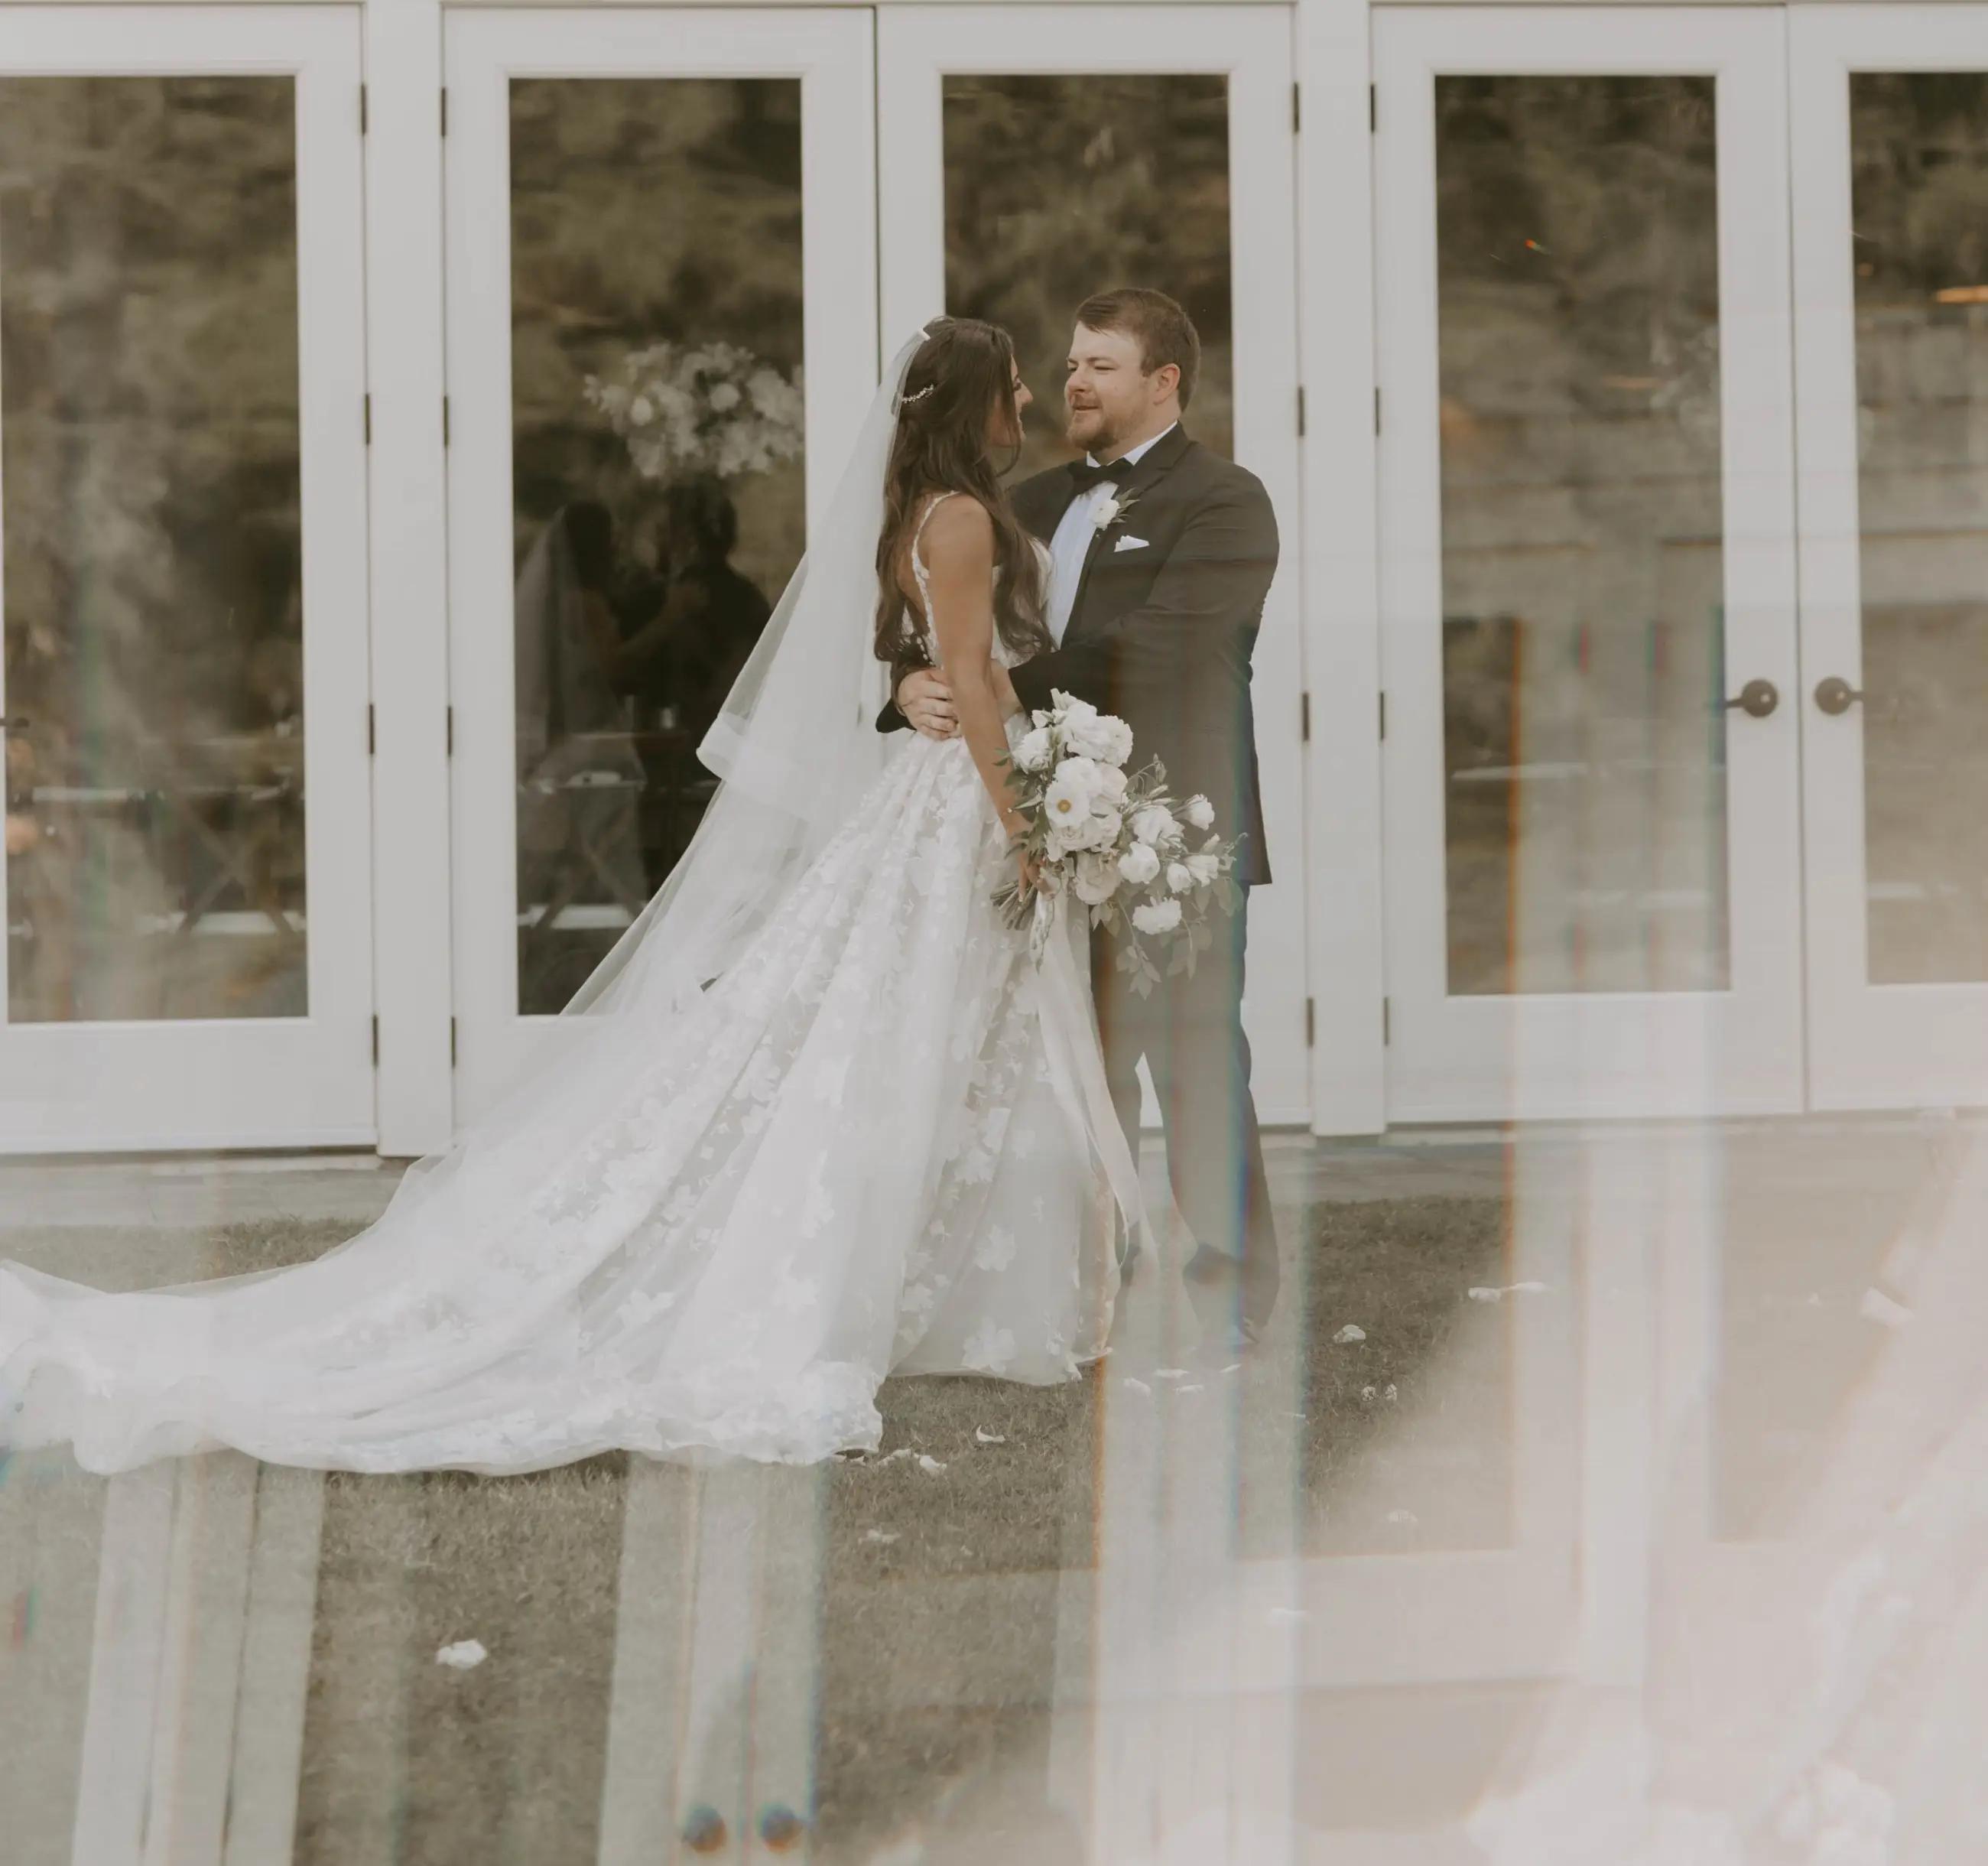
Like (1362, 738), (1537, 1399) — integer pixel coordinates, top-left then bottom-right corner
(873, 318), (1050, 669)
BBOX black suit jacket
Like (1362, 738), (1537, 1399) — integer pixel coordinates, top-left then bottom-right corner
(876, 425), (1275, 886)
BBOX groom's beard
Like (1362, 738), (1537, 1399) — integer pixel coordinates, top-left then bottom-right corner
(1067, 410), (1121, 460)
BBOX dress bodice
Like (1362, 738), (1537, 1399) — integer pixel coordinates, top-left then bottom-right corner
(905, 493), (1052, 671)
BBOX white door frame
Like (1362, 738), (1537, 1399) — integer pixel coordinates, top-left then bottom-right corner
(1375, 7), (1806, 1124)
(1791, 5), (1988, 1112)
(443, 7), (878, 1129)
(0, 6), (375, 1152)
(877, 4), (1312, 1125)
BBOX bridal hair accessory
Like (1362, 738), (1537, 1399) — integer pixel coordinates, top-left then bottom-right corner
(895, 323), (943, 410)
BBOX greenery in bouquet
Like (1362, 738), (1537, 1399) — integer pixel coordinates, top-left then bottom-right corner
(993, 691), (1245, 996)
(582, 340), (805, 483)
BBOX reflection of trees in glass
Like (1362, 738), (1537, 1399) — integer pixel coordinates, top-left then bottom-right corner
(1848, 75), (1988, 984)
(942, 76), (1233, 476)
(508, 81), (804, 1013)
(1433, 77), (1729, 996)
(1, 76), (307, 1022)
(509, 80), (805, 601)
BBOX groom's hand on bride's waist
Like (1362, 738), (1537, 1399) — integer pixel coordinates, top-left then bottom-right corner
(898, 667), (960, 739)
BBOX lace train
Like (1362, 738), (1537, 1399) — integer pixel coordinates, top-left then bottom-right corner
(0, 719), (1119, 1475)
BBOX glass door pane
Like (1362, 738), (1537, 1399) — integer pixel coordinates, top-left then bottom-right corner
(0, 11), (372, 1151)
(1848, 75), (1988, 988)
(1377, 8), (1804, 1123)
(2, 75), (308, 1024)
(506, 76), (807, 1015)
(1793, 8), (1988, 1110)
(1434, 74), (1730, 999)
(445, 11), (876, 1126)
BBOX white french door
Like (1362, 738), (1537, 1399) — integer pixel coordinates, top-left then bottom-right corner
(0, 8), (374, 1151)
(443, 9), (877, 1126)
(1375, 8), (1806, 1123)
(876, 5), (1311, 1123)
(1792, 8), (1988, 1110)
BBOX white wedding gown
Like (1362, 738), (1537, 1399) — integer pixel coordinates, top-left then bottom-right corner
(0, 494), (1121, 1475)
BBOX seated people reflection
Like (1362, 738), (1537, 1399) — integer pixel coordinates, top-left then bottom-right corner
(512, 501), (648, 1006)
(607, 475), (773, 889)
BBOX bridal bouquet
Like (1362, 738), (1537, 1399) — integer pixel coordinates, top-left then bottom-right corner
(994, 690), (1245, 996)
(582, 340), (805, 483)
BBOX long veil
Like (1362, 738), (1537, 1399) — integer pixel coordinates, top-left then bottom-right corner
(558, 334), (920, 1019)
(0, 333), (949, 1472)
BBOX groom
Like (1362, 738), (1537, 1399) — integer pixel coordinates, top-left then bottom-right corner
(879, 288), (1281, 1347)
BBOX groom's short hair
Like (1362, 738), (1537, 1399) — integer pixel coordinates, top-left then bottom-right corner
(1076, 288), (1200, 411)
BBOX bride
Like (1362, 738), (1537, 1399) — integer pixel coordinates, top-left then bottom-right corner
(0, 320), (1144, 1477)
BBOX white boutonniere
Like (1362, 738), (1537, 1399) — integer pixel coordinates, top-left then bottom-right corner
(1091, 488), (1142, 535)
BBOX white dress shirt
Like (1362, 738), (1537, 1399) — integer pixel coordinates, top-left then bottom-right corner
(1043, 422), (1177, 645)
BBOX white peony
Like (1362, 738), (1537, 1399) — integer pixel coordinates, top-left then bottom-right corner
(1166, 862), (1194, 895)
(1184, 851), (1221, 888)
(1064, 706), (1135, 766)
(1184, 794), (1216, 830)
(1093, 763), (1129, 806)
(1132, 898), (1183, 936)
(1012, 727), (1053, 772)
(1065, 806), (1122, 853)
(1073, 851), (1122, 905)
(1130, 804), (1177, 847)
(1118, 842), (1161, 886)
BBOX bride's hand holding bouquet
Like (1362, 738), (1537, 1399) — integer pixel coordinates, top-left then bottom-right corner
(993, 690), (1244, 994)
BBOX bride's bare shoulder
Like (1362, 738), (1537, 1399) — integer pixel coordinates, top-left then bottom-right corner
(916, 492), (995, 564)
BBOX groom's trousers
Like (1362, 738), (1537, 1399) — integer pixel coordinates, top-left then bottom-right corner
(1090, 887), (1281, 1327)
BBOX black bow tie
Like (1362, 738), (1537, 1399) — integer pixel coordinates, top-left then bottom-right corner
(1067, 458), (1119, 495)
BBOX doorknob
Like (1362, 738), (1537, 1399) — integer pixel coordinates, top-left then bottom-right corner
(1723, 679), (1779, 720)
(1814, 676), (1863, 717)
(0, 716), (25, 730)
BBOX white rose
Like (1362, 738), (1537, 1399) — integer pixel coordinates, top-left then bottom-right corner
(1092, 497), (1121, 533)
(1073, 851), (1121, 905)
(1132, 898), (1183, 936)
(1093, 764), (1129, 806)
(1184, 794), (1216, 831)
(1130, 804), (1176, 847)
(1184, 851), (1221, 888)
(1166, 862), (1193, 895)
(1013, 727), (1053, 772)
(1098, 715), (1135, 766)
(1118, 843), (1161, 886)
(708, 381), (742, 412)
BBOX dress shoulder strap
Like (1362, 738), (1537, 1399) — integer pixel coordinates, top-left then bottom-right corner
(907, 490), (957, 626)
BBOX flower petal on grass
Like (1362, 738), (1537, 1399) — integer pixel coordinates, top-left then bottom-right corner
(436, 1640), (487, 1669)
(973, 1428), (1007, 1445)
(1332, 1325), (1366, 1344)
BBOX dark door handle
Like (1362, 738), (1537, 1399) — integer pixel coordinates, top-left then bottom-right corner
(1814, 677), (1863, 717)
(1723, 679), (1779, 720)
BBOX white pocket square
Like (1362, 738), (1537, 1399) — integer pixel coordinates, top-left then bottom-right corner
(1113, 534), (1150, 553)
